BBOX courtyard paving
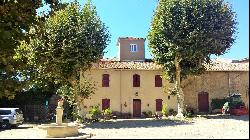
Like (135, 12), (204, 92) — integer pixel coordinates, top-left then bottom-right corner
(0, 114), (248, 139)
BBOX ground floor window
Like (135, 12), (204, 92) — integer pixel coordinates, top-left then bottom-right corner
(156, 99), (162, 111)
(102, 99), (110, 110)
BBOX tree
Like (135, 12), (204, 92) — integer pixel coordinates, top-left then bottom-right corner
(147, 0), (237, 117)
(0, 0), (64, 99)
(15, 1), (110, 117)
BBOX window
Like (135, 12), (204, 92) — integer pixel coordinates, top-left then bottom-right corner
(156, 99), (163, 111)
(155, 75), (162, 87)
(102, 99), (110, 110)
(130, 44), (137, 52)
(133, 74), (140, 87)
(0, 110), (11, 115)
(102, 74), (110, 87)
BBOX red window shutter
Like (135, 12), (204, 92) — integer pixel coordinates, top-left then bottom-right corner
(102, 74), (109, 87)
(137, 75), (140, 87)
(133, 74), (140, 87)
(102, 99), (110, 110)
(155, 75), (162, 87)
(156, 99), (162, 111)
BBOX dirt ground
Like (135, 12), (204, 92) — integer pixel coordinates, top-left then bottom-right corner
(0, 114), (249, 139)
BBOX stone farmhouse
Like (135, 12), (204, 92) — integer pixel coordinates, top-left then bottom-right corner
(79, 37), (249, 117)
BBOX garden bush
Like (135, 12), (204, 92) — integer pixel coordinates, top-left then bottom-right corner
(211, 98), (227, 110)
(89, 105), (102, 122)
(103, 108), (112, 120)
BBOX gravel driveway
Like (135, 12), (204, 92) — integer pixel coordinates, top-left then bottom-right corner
(0, 114), (248, 139)
(84, 114), (249, 139)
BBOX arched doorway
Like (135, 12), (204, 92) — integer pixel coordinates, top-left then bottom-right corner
(198, 92), (209, 112)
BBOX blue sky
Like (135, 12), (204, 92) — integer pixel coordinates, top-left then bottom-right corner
(38, 0), (249, 60)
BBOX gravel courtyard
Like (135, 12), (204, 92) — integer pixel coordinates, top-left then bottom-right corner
(0, 114), (249, 139)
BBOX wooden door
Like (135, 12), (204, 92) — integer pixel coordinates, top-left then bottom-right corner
(133, 99), (141, 117)
(198, 92), (209, 112)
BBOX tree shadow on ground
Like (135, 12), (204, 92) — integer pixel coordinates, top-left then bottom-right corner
(0, 126), (33, 132)
(83, 119), (194, 129)
(196, 114), (249, 121)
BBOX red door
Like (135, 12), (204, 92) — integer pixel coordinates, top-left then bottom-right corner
(133, 99), (141, 117)
(102, 99), (110, 110)
(198, 92), (209, 112)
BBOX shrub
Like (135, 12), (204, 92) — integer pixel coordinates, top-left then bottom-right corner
(162, 104), (168, 116)
(89, 106), (102, 122)
(168, 108), (177, 116)
(146, 110), (153, 117)
(211, 98), (227, 110)
(183, 107), (194, 118)
(103, 108), (112, 120)
(142, 111), (152, 118)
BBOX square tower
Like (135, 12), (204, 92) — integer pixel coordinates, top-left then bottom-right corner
(117, 37), (145, 61)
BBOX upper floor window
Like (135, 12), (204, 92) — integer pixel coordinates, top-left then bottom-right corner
(130, 44), (137, 52)
(133, 74), (140, 87)
(102, 74), (109, 87)
(155, 75), (162, 87)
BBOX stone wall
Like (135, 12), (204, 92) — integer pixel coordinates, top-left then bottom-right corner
(183, 71), (249, 113)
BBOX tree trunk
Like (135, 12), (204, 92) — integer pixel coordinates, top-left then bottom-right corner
(174, 54), (184, 118)
(70, 70), (83, 123)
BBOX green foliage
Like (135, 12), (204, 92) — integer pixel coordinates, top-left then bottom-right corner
(103, 108), (112, 120)
(147, 0), (237, 80)
(14, 1), (110, 107)
(211, 98), (227, 110)
(89, 106), (102, 122)
(168, 108), (177, 116)
(148, 0), (237, 116)
(162, 104), (168, 116)
(142, 110), (153, 118)
(0, 0), (64, 99)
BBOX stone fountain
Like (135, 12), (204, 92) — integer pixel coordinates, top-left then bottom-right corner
(38, 99), (79, 138)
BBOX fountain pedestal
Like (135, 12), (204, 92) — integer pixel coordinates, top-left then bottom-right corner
(38, 99), (79, 138)
(56, 106), (63, 125)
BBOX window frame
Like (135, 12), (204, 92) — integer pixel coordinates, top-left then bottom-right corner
(130, 44), (137, 52)
(155, 75), (162, 87)
(102, 74), (110, 87)
(102, 99), (110, 110)
(133, 74), (140, 87)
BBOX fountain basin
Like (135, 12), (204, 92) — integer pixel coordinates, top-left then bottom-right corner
(38, 123), (79, 138)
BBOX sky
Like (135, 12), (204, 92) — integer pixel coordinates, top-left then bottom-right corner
(38, 0), (249, 60)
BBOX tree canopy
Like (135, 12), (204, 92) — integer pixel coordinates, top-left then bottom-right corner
(15, 1), (110, 105)
(148, 0), (237, 80)
(0, 0), (64, 99)
(148, 0), (237, 116)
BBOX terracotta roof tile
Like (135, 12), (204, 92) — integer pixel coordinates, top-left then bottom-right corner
(92, 61), (162, 70)
(205, 60), (249, 71)
(92, 60), (249, 71)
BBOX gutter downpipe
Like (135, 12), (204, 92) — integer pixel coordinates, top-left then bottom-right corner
(120, 69), (122, 113)
(228, 72), (230, 96)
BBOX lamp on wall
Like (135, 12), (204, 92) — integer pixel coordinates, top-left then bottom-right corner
(135, 92), (138, 96)
(124, 102), (127, 107)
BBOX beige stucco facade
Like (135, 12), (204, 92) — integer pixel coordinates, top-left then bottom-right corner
(183, 71), (249, 113)
(78, 37), (249, 117)
(79, 69), (177, 116)
(79, 68), (249, 116)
